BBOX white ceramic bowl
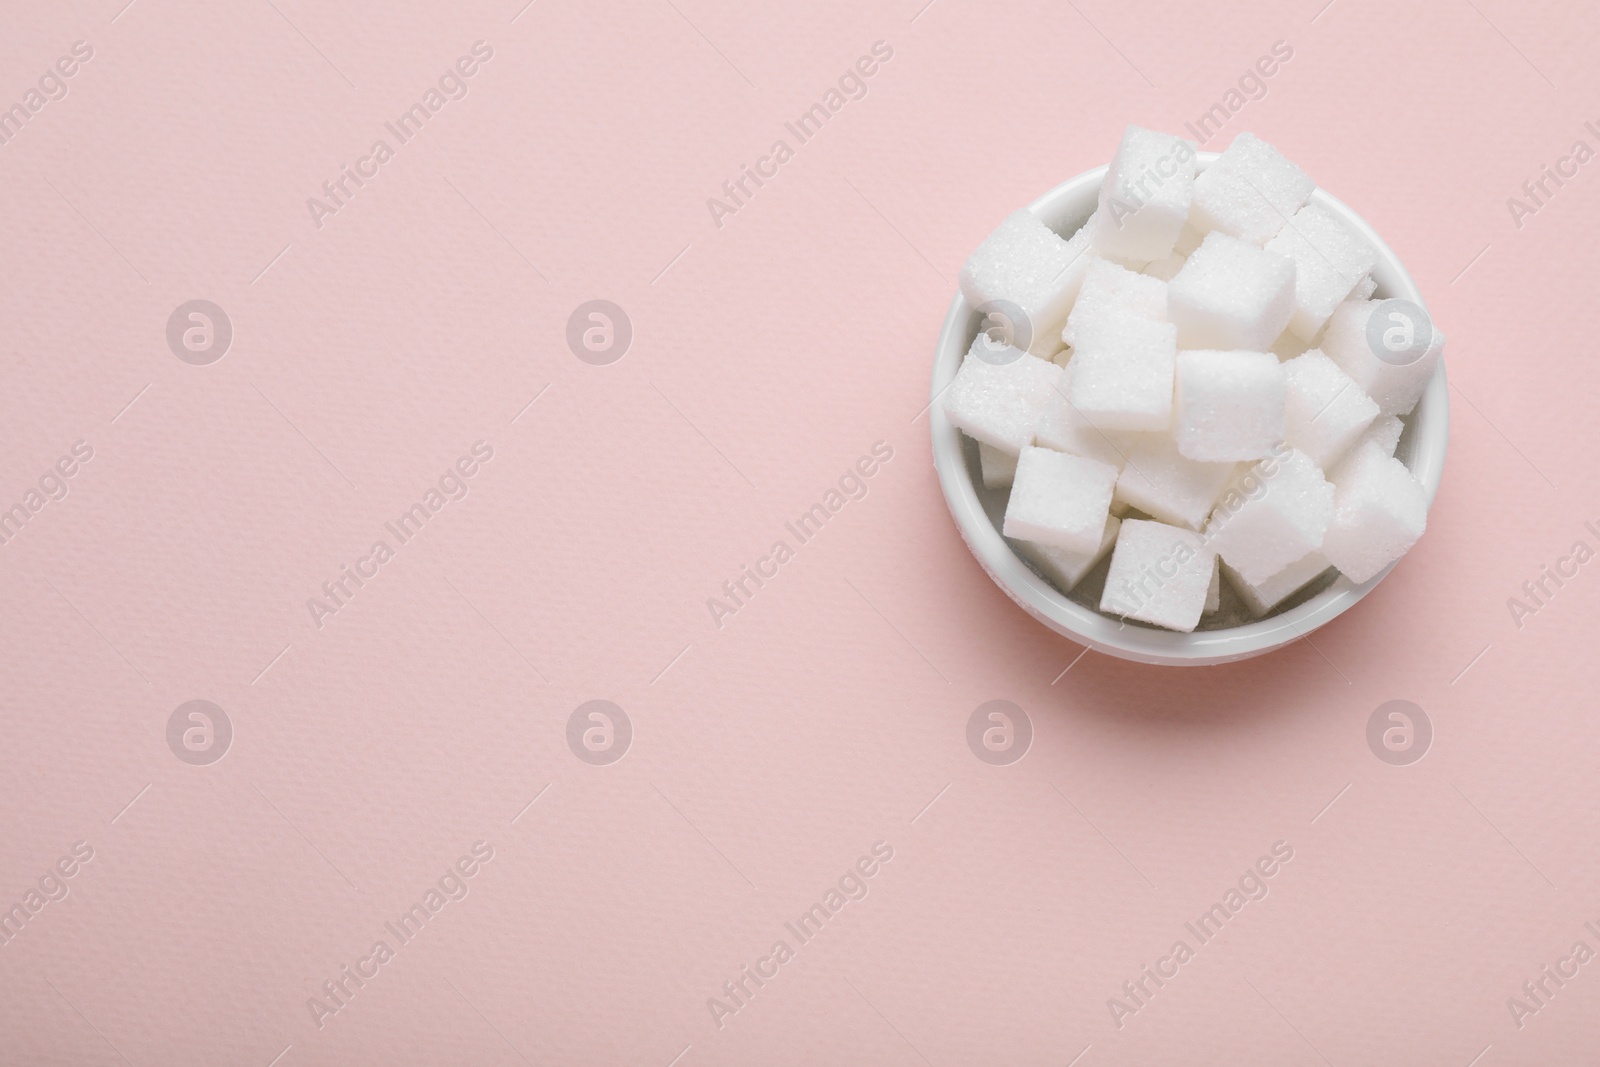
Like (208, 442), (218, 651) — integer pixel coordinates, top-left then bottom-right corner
(931, 153), (1449, 666)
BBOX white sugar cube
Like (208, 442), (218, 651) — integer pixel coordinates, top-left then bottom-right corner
(1093, 125), (1197, 262)
(1168, 232), (1296, 351)
(1204, 447), (1334, 585)
(1099, 519), (1216, 632)
(1349, 413), (1404, 458)
(1034, 363), (1139, 470)
(1061, 258), (1167, 347)
(1205, 557), (1221, 614)
(1115, 433), (1236, 529)
(1190, 132), (1315, 245)
(1172, 350), (1287, 462)
(1015, 515), (1120, 592)
(1352, 273), (1377, 301)
(1027, 332), (1067, 360)
(1144, 253), (1187, 281)
(1283, 349), (1379, 469)
(1321, 299), (1445, 416)
(1105, 255), (1152, 272)
(979, 442), (1018, 488)
(941, 341), (1064, 453)
(1002, 446), (1119, 553)
(1174, 223), (1205, 256)
(1320, 444), (1427, 583)
(960, 210), (1094, 354)
(1265, 203), (1380, 341)
(1270, 330), (1314, 361)
(1068, 317), (1178, 431)
(1222, 551), (1333, 616)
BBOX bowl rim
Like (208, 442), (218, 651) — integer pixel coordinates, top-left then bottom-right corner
(930, 151), (1449, 666)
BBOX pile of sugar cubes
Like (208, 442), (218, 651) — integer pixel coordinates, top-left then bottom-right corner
(944, 126), (1442, 633)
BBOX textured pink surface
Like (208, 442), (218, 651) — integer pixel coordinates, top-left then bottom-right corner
(2, 0), (1598, 1064)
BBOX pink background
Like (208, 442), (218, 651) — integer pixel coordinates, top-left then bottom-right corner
(2, 0), (1598, 1063)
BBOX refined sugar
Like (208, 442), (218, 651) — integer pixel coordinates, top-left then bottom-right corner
(1322, 298), (1446, 415)
(1282, 349), (1379, 469)
(1099, 519), (1216, 632)
(979, 442), (1018, 488)
(1030, 331), (1068, 361)
(1222, 551), (1333, 616)
(1174, 223), (1205, 256)
(1321, 298), (1445, 415)
(1115, 433), (1236, 529)
(1144, 253), (1187, 281)
(1265, 203), (1380, 340)
(960, 210), (1095, 355)
(953, 125), (1440, 626)
(1061, 258), (1167, 347)
(1349, 413), (1403, 458)
(1068, 317), (1178, 431)
(1093, 125), (1197, 262)
(1025, 220), (1095, 357)
(1103, 254), (1152, 272)
(1204, 447), (1334, 585)
(941, 340), (1063, 453)
(1168, 232), (1296, 350)
(1190, 132), (1315, 245)
(1320, 444), (1427, 583)
(1002, 446), (1119, 553)
(1270, 330), (1314, 361)
(1172, 350), (1287, 462)
(1015, 515), (1120, 592)
(1034, 363), (1139, 470)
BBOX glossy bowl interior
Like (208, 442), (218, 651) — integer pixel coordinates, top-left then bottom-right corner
(930, 153), (1448, 666)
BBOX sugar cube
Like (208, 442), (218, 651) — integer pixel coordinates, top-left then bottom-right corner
(1190, 132), (1316, 245)
(1349, 413), (1404, 458)
(1321, 298), (1445, 415)
(1144, 253), (1187, 281)
(979, 442), (1018, 488)
(953, 124), (1440, 627)
(1068, 317), (1178, 431)
(1270, 330), (1314, 361)
(1174, 223), (1205, 256)
(1282, 349), (1379, 469)
(1115, 433), (1236, 529)
(1002, 446), (1119, 553)
(1204, 447), (1334, 585)
(1222, 551), (1333, 616)
(1173, 350), (1287, 462)
(941, 340), (1064, 453)
(1320, 444), (1427, 583)
(1168, 232), (1297, 351)
(1100, 519), (1216, 632)
(1093, 125), (1197, 262)
(1034, 363), (1139, 470)
(1015, 515), (1120, 592)
(1061, 258), (1167, 347)
(1031, 333), (1068, 360)
(1103, 254), (1152, 272)
(960, 210), (1094, 354)
(1265, 203), (1380, 341)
